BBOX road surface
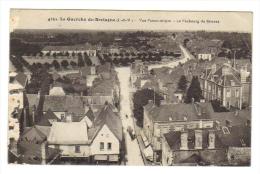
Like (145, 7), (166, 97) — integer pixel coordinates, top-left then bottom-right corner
(148, 44), (194, 70)
(115, 67), (145, 166)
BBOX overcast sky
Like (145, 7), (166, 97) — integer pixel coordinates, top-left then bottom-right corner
(10, 9), (252, 33)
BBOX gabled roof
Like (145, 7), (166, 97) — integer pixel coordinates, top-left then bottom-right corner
(20, 126), (47, 144)
(89, 104), (122, 142)
(86, 108), (95, 122)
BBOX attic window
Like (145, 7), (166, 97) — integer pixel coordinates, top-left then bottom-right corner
(222, 126), (230, 135)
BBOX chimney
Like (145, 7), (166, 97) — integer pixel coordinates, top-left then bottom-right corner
(41, 142), (47, 165)
(180, 131), (188, 150)
(208, 130), (215, 149)
(90, 66), (96, 75)
(195, 130), (203, 149)
(32, 105), (36, 125)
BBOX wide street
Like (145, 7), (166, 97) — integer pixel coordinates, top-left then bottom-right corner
(115, 45), (193, 165)
(115, 67), (144, 166)
(148, 44), (194, 70)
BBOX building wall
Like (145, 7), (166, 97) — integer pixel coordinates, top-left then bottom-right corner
(161, 136), (173, 166)
(90, 124), (120, 155)
(198, 54), (212, 61)
(172, 149), (226, 165)
(49, 144), (90, 157)
(8, 92), (24, 142)
(43, 111), (66, 120)
(49, 87), (66, 96)
(23, 56), (79, 65)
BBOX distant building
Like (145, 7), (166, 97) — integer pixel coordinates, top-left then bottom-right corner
(143, 101), (215, 162)
(199, 63), (251, 109)
(41, 43), (96, 57)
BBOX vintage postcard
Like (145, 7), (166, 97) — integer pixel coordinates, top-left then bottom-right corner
(8, 9), (252, 166)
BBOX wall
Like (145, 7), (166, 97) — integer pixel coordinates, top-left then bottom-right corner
(90, 124), (120, 155)
(49, 144), (90, 157)
(172, 149), (226, 165)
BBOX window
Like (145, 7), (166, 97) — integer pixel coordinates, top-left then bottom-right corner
(107, 143), (112, 150)
(100, 142), (104, 151)
(75, 145), (80, 153)
(54, 145), (60, 150)
(235, 89), (239, 97)
(226, 89), (231, 97)
(9, 126), (14, 130)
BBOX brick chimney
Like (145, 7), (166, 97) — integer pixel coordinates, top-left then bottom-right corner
(41, 142), (47, 165)
(180, 131), (188, 150)
(208, 130), (215, 149)
(195, 130), (203, 149)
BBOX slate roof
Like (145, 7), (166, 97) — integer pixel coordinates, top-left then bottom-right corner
(164, 129), (224, 151)
(88, 104), (122, 142)
(20, 126), (48, 144)
(201, 63), (245, 86)
(43, 95), (84, 113)
(216, 125), (251, 147)
(48, 122), (89, 145)
(15, 72), (27, 87)
(210, 109), (251, 127)
(144, 102), (214, 122)
(18, 142), (60, 164)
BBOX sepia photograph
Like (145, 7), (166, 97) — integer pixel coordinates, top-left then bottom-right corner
(8, 9), (252, 166)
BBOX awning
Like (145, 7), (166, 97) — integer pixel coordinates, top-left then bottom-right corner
(143, 145), (153, 160)
(94, 155), (108, 161)
(108, 155), (119, 162)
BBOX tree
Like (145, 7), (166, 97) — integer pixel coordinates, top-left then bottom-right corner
(61, 60), (69, 69)
(70, 61), (77, 67)
(78, 56), (85, 67)
(133, 89), (163, 127)
(52, 60), (60, 70)
(178, 75), (188, 91)
(185, 76), (203, 103)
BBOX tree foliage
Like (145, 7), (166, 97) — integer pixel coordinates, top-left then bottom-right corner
(133, 89), (163, 127)
(177, 75), (188, 91)
(185, 76), (202, 103)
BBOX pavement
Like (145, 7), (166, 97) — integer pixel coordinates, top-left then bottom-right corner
(148, 44), (194, 70)
(115, 67), (145, 166)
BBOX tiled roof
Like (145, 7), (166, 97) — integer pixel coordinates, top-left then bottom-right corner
(48, 122), (89, 145)
(89, 104), (122, 142)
